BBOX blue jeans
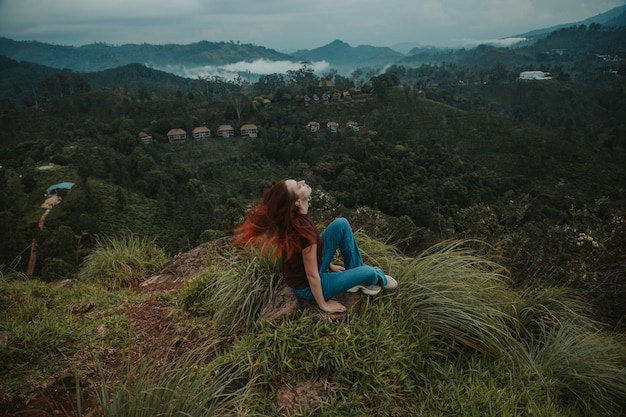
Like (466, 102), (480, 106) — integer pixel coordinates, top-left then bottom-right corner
(291, 217), (387, 301)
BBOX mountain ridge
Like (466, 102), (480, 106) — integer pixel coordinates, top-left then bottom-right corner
(0, 37), (292, 73)
(290, 39), (405, 73)
(0, 5), (624, 77)
(513, 4), (626, 41)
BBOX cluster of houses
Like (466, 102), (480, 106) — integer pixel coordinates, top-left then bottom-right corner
(303, 90), (354, 105)
(299, 80), (369, 105)
(138, 124), (258, 144)
(137, 118), (363, 144)
(306, 120), (361, 134)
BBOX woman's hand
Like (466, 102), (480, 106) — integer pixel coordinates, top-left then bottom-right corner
(320, 299), (347, 313)
(329, 263), (345, 272)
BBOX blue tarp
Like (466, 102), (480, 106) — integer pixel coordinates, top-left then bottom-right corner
(46, 182), (76, 193)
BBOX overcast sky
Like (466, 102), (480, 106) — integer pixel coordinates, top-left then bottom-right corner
(0, 0), (624, 51)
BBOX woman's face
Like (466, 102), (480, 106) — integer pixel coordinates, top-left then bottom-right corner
(285, 179), (312, 201)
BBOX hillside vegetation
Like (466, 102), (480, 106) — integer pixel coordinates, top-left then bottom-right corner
(2, 237), (626, 416)
(1, 24), (625, 416)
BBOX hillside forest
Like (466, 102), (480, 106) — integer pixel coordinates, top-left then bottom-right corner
(0, 24), (625, 329)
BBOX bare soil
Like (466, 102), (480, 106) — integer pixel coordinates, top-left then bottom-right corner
(1, 244), (215, 417)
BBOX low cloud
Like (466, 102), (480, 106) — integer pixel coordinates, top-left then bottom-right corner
(456, 37), (527, 47)
(158, 59), (331, 81)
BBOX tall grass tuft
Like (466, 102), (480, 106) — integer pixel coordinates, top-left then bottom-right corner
(0, 265), (30, 283)
(527, 321), (626, 415)
(515, 288), (626, 415)
(514, 286), (599, 341)
(396, 240), (626, 415)
(397, 239), (520, 357)
(354, 229), (407, 275)
(96, 340), (253, 417)
(178, 247), (282, 334)
(79, 233), (168, 289)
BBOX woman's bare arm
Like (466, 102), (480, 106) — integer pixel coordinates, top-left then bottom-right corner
(302, 245), (346, 313)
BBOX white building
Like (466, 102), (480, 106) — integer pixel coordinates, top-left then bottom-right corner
(519, 71), (552, 80)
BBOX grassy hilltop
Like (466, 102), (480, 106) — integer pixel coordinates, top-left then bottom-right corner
(1, 234), (626, 416)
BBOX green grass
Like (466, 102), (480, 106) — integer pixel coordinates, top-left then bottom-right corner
(398, 240), (521, 357)
(2, 236), (625, 416)
(174, 238), (625, 416)
(219, 301), (575, 416)
(78, 233), (168, 289)
(178, 246), (283, 334)
(0, 275), (140, 400)
(526, 322), (626, 415)
(354, 229), (408, 274)
(96, 341), (251, 417)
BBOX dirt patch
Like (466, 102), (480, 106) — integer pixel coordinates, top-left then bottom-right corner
(41, 195), (61, 209)
(0, 374), (97, 417)
(1, 243), (219, 417)
(276, 379), (334, 416)
(0, 286), (210, 416)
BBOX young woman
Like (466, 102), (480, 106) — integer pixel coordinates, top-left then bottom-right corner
(233, 179), (397, 313)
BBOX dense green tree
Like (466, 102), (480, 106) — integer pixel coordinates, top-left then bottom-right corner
(38, 69), (90, 101)
(41, 257), (75, 280)
(286, 63), (318, 94)
(253, 73), (287, 96)
(38, 225), (76, 268)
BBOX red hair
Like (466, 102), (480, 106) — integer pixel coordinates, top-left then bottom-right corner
(233, 180), (318, 260)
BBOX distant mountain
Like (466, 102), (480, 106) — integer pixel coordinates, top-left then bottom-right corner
(390, 42), (432, 54)
(395, 5), (626, 68)
(600, 7), (626, 28)
(513, 4), (626, 42)
(0, 57), (199, 112)
(0, 55), (58, 79)
(390, 43), (417, 54)
(290, 40), (405, 73)
(87, 63), (193, 92)
(1, 5), (625, 79)
(397, 23), (626, 71)
(0, 56), (59, 110)
(0, 38), (291, 73)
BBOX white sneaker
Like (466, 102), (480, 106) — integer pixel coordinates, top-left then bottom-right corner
(359, 285), (382, 296)
(347, 285), (382, 296)
(383, 275), (398, 290)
